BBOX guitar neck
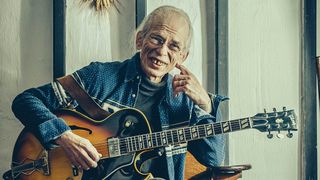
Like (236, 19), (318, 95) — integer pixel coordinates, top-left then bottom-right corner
(111, 117), (253, 156)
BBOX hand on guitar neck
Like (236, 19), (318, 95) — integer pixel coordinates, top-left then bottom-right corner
(55, 130), (102, 170)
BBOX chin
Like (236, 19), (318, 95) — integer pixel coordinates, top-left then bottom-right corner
(146, 69), (166, 79)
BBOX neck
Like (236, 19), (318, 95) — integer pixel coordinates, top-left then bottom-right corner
(109, 117), (253, 157)
(147, 76), (163, 83)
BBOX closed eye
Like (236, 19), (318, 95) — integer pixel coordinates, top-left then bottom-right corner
(169, 43), (181, 51)
(149, 35), (164, 45)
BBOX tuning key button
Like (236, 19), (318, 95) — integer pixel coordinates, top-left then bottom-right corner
(287, 131), (293, 138)
(267, 132), (273, 139)
(276, 133), (284, 139)
(283, 107), (287, 111)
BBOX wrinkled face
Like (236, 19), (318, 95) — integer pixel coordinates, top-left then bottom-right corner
(136, 15), (189, 83)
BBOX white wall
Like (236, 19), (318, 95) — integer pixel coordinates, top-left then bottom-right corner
(228, 0), (300, 180)
(65, 0), (136, 74)
(0, 0), (53, 175)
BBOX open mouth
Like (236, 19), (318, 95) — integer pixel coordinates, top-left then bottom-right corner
(151, 58), (168, 66)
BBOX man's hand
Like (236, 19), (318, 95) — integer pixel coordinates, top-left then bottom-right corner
(55, 130), (101, 170)
(173, 64), (212, 113)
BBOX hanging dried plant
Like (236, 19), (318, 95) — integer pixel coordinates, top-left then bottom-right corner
(83, 0), (121, 12)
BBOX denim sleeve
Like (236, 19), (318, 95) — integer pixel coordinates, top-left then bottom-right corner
(187, 94), (228, 167)
(11, 83), (71, 149)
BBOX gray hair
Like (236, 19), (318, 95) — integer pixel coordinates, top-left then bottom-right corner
(136, 5), (193, 51)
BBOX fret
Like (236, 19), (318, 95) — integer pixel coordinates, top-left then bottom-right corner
(240, 118), (251, 129)
(205, 124), (214, 136)
(222, 121), (231, 133)
(135, 136), (140, 150)
(230, 120), (241, 131)
(198, 125), (206, 138)
(142, 134), (148, 149)
(119, 138), (126, 154)
(130, 137), (136, 151)
(161, 132), (167, 145)
(191, 126), (198, 139)
(146, 134), (152, 148)
(165, 131), (169, 144)
(213, 123), (223, 135)
(166, 130), (173, 144)
(138, 136), (144, 150)
(125, 138), (131, 152)
(178, 128), (185, 142)
(152, 133), (157, 147)
(156, 132), (162, 146)
(172, 129), (179, 144)
(229, 121), (233, 131)
(171, 130), (174, 144)
(184, 127), (191, 141)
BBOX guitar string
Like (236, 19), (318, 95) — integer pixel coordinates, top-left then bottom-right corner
(91, 120), (244, 150)
(91, 121), (244, 154)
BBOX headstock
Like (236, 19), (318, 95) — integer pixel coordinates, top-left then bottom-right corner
(252, 107), (297, 139)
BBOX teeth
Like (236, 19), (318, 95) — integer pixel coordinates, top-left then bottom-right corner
(152, 59), (166, 66)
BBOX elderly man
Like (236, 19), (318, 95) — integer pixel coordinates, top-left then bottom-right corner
(12, 5), (225, 180)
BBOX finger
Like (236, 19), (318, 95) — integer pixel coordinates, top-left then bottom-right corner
(67, 147), (89, 170)
(172, 80), (188, 89)
(173, 74), (190, 81)
(78, 146), (98, 168)
(172, 75), (189, 89)
(84, 144), (101, 162)
(68, 154), (81, 168)
(173, 86), (190, 96)
(175, 64), (190, 75)
(78, 148), (98, 169)
(76, 153), (91, 170)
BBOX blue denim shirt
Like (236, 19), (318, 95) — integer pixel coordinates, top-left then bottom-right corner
(12, 53), (226, 180)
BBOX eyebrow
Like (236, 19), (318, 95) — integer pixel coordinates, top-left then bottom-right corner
(171, 40), (181, 46)
(150, 33), (183, 47)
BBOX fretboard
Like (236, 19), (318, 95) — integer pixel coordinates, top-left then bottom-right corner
(118, 117), (252, 155)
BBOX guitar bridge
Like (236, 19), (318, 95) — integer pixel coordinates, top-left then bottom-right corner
(108, 138), (121, 157)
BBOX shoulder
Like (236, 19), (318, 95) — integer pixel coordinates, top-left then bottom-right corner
(75, 59), (129, 78)
(86, 60), (126, 72)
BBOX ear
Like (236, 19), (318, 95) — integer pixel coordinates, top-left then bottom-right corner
(136, 31), (143, 50)
(180, 51), (189, 63)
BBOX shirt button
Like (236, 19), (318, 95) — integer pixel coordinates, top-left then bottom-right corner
(132, 94), (136, 98)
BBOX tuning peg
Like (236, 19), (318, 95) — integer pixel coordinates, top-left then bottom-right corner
(276, 133), (284, 139)
(267, 130), (273, 139)
(287, 130), (293, 138)
(283, 107), (287, 112)
(264, 108), (267, 114)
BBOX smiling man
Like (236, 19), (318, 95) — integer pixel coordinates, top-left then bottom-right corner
(12, 5), (225, 180)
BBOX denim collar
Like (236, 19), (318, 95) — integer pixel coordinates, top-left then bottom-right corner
(124, 52), (142, 82)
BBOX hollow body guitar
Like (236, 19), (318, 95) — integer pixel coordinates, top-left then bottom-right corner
(9, 108), (153, 180)
(6, 107), (297, 180)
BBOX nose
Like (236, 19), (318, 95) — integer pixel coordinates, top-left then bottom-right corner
(155, 44), (169, 56)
